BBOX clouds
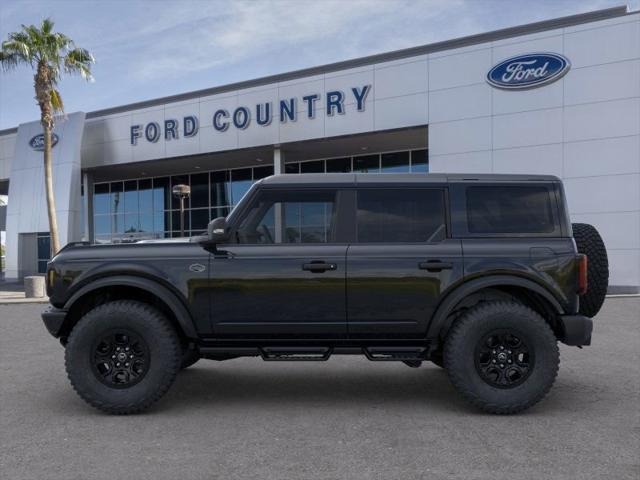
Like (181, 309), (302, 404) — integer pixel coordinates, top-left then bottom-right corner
(0, 0), (631, 129)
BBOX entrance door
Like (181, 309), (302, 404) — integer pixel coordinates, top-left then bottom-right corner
(209, 188), (348, 338)
(346, 187), (463, 338)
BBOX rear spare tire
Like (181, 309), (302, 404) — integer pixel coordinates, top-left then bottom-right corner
(572, 223), (609, 317)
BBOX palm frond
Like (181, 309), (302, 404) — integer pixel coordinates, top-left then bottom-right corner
(1, 38), (32, 62)
(64, 47), (94, 81)
(0, 51), (20, 70)
(41, 18), (54, 35)
(50, 88), (64, 113)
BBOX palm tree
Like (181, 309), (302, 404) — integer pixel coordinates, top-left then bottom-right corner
(0, 18), (94, 255)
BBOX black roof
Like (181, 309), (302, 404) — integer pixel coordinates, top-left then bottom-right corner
(259, 173), (561, 187)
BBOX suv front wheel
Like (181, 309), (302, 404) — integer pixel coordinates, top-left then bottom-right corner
(65, 300), (182, 414)
(444, 301), (559, 414)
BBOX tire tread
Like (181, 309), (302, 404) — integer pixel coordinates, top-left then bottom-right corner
(444, 301), (559, 414)
(65, 300), (181, 415)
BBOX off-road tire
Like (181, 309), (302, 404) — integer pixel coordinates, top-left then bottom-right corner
(444, 301), (559, 414)
(65, 300), (181, 414)
(572, 222), (609, 317)
(180, 348), (200, 370)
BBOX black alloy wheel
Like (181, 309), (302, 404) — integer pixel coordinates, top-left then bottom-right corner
(92, 330), (150, 388)
(474, 330), (533, 388)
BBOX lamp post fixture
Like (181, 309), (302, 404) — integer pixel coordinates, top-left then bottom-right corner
(172, 184), (191, 237)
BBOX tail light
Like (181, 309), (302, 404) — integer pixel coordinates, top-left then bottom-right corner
(577, 254), (588, 295)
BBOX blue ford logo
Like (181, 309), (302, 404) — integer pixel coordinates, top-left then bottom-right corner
(487, 53), (570, 90)
(29, 133), (59, 151)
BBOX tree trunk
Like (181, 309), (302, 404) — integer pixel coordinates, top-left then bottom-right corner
(35, 63), (61, 256)
(43, 122), (61, 255)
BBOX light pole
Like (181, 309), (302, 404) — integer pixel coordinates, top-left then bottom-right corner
(172, 184), (191, 237)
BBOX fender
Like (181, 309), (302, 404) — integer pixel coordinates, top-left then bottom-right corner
(64, 275), (198, 338)
(426, 275), (565, 340)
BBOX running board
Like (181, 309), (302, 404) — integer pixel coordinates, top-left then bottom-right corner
(260, 347), (332, 361)
(363, 347), (428, 361)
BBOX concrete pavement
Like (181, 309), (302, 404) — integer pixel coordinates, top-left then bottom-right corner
(0, 299), (638, 480)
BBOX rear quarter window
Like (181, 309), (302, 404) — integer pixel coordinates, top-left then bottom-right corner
(466, 186), (556, 234)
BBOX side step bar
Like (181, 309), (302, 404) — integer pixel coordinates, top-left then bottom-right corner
(260, 347), (332, 361)
(200, 346), (430, 362)
(363, 347), (428, 361)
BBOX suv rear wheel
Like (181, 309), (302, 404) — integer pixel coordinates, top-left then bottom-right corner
(65, 300), (181, 414)
(444, 301), (559, 414)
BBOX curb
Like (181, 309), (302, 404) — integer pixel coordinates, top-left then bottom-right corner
(0, 298), (50, 305)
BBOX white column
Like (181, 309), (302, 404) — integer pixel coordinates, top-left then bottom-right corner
(273, 147), (284, 242)
(82, 172), (93, 242)
(273, 146), (285, 175)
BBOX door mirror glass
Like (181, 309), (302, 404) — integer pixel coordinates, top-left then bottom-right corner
(207, 216), (229, 243)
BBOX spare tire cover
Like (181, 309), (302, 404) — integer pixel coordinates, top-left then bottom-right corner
(572, 223), (609, 317)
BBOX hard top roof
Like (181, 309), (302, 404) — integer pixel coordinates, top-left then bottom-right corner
(259, 173), (561, 187)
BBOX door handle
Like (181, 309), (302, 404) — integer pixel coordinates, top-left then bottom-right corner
(302, 261), (337, 273)
(418, 260), (453, 272)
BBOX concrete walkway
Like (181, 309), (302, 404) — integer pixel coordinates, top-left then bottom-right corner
(0, 282), (49, 304)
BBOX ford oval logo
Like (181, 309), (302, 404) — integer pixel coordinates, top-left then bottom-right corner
(29, 133), (59, 151)
(487, 53), (570, 90)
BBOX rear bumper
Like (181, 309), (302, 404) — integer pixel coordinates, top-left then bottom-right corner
(41, 306), (68, 338)
(559, 314), (593, 346)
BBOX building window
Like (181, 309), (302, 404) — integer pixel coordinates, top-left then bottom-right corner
(381, 151), (410, 173)
(410, 149), (429, 173)
(90, 149), (428, 244)
(37, 232), (50, 273)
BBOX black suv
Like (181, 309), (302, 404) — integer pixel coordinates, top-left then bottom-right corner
(42, 173), (609, 414)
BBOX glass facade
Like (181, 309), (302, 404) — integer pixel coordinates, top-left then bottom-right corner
(37, 232), (50, 273)
(91, 149), (428, 243)
(285, 149), (428, 174)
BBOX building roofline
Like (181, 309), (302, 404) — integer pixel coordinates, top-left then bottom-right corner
(0, 5), (631, 136)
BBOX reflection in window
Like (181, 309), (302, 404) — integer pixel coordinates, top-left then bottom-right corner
(411, 149), (428, 173)
(353, 154), (380, 173)
(124, 180), (138, 213)
(110, 182), (123, 216)
(153, 177), (170, 212)
(211, 171), (230, 207)
(381, 151), (410, 173)
(237, 191), (336, 244)
(326, 157), (351, 173)
(139, 179), (153, 212)
(94, 183), (110, 215)
(37, 232), (50, 273)
(300, 160), (324, 173)
(171, 175), (190, 209)
(230, 168), (252, 204)
(190, 173), (209, 208)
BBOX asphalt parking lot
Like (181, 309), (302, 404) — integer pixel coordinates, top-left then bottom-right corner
(1, 298), (639, 480)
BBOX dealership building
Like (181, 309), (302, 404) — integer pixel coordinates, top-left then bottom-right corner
(0, 5), (638, 292)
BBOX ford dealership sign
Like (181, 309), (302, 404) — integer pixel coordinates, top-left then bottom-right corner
(487, 53), (570, 90)
(29, 133), (59, 151)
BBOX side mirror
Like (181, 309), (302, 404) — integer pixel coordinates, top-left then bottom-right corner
(207, 216), (230, 243)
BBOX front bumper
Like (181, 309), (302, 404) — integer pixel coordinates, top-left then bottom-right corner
(42, 306), (68, 338)
(559, 314), (593, 346)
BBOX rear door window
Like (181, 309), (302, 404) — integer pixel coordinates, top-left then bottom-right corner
(356, 189), (446, 243)
(466, 186), (556, 234)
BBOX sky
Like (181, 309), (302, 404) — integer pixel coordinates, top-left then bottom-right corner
(0, 0), (637, 130)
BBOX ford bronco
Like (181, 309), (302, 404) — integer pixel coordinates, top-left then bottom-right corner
(42, 173), (609, 414)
